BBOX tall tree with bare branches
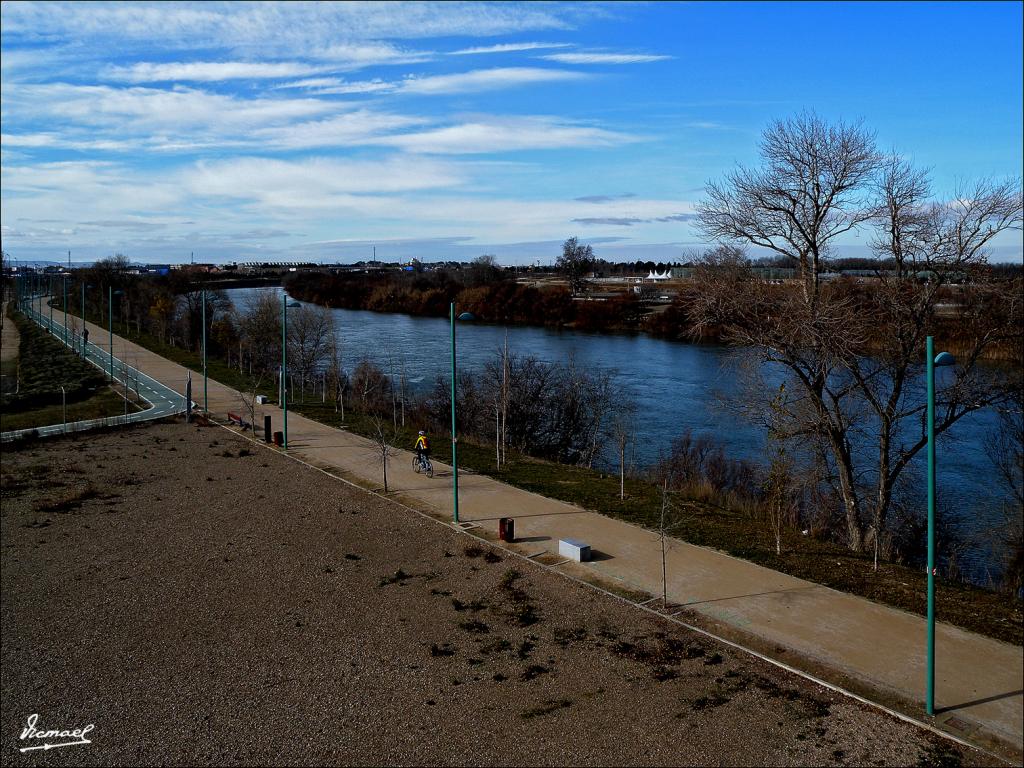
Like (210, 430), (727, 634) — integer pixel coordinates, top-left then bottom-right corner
(694, 113), (1023, 553)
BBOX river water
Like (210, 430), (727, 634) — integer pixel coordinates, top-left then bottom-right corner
(229, 287), (1013, 578)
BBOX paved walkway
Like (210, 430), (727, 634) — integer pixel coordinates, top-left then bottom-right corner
(55, 308), (1024, 756)
(1, 302), (186, 441)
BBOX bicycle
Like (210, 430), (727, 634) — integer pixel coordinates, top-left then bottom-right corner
(412, 453), (434, 478)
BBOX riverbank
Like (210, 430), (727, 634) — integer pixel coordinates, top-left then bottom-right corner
(2, 423), (986, 766)
(51, 309), (1023, 645)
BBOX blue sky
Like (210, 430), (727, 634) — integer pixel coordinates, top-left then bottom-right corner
(2, 1), (1021, 265)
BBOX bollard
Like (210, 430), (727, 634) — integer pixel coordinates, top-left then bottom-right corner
(264, 415), (272, 443)
(273, 430), (284, 447)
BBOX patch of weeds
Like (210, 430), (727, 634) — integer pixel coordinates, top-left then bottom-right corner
(238, 448), (253, 457)
(516, 639), (535, 660)
(652, 666), (678, 682)
(691, 692), (730, 711)
(458, 619), (490, 634)
(442, 550), (454, 558)
(704, 653), (723, 665)
(491, 673), (507, 682)
(754, 677), (800, 701)
(466, 658), (485, 667)
(429, 643), (455, 658)
(379, 568), (410, 586)
(479, 638), (511, 655)
(430, 588), (452, 597)
(521, 699), (571, 719)
(483, 551), (502, 564)
(221, 449), (235, 457)
(803, 698), (831, 718)
(344, 553), (361, 561)
(508, 602), (540, 627)
(498, 568), (521, 589)
(520, 664), (549, 681)
(463, 544), (485, 558)
(33, 484), (108, 513)
(552, 627), (589, 647)
(914, 739), (963, 768)
(452, 598), (487, 612)
(684, 645), (706, 660)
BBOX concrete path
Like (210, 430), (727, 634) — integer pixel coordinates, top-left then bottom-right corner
(51, 307), (1024, 757)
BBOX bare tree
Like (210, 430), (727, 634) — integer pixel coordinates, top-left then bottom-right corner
(369, 415), (400, 493)
(288, 304), (334, 402)
(694, 113), (1023, 554)
(557, 236), (594, 296)
(238, 291), (282, 373)
(609, 398), (637, 500)
(326, 333), (345, 418)
(237, 373), (265, 438)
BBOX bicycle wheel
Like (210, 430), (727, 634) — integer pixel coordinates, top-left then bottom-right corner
(412, 456), (421, 473)
(424, 460), (434, 479)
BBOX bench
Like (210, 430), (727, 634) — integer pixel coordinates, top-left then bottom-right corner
(226, 412), (250, 429)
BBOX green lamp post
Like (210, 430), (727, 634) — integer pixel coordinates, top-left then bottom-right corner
(925, 336), (955, 717)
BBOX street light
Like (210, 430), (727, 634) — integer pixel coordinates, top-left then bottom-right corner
(282, 295), (300, 449)
(926, 335), (955, 717)
(449, 304), (476, 524)
(62, 274), (68, 346)
(109, 287), (124, 382)
(450, 302), (459, 523)
(202, 288), (208, 413)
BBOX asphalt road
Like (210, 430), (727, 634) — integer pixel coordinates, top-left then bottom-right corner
(1, 298), (186, 441)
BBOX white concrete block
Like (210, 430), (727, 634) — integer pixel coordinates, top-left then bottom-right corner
(558, 538), (591, 562)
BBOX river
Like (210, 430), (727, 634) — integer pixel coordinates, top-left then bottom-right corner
(229, 287), (1013, 580)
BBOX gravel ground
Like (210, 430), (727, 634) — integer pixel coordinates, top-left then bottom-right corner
(0, 421), (994, 767)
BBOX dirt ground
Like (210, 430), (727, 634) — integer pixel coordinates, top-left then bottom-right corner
(0, 421), (994, 767)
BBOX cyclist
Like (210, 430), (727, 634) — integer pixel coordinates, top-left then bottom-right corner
(414, 430), (430, 469)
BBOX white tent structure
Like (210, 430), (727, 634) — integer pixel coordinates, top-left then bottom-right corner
(646, 269), (671, 281)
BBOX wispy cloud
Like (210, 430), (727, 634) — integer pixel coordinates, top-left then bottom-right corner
(575, 193), (637, 203)
(104, 61), (325, 83)
(251, 111), (429, 150)
(399, 67), (586, 95)
(448, 42), (572, 56)
(541, 52), (671, 65)
(314, 42), (433, 69)
(573, 213), (695, 226)
(273, 77), (395, 94)
(0, 2), (576, 52)
(365, 117), (639, 154)
(186, 156), (466, 207)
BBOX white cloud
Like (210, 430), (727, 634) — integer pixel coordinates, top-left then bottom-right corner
(8, 83), (342, 135)
(366, 117), (639, 154)
(541, 53), (672, 65)
(185, 156), (465, 209)
(104, 61), (326, 83)
(399, 67), (586, 95)
(251, 111), (429, 150)
(0, 2), (575, 53)
(273, 76), (396, 94)
(448, 42), (572, 55)
(315, 42), (432, 69)
(1, 132), (136, 151)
